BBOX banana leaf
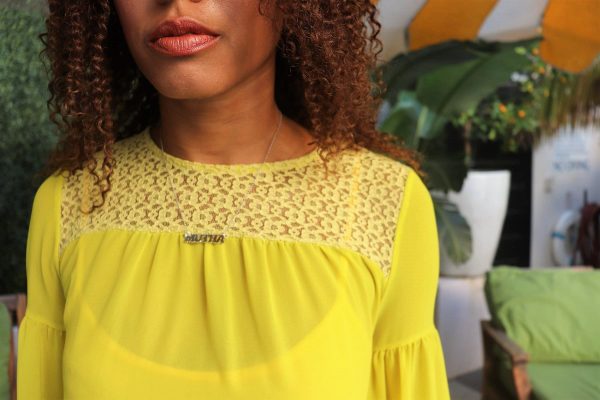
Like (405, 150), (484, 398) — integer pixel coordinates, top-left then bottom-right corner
(378, 91), (447, 147)
(432, 193), (472, 265)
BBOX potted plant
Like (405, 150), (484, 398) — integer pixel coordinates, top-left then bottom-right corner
(376, 39), (550, 276)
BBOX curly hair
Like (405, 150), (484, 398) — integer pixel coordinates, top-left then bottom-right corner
(40, 0), (422, 213)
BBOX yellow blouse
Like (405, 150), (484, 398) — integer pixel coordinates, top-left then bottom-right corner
(17, 127), (449, 399)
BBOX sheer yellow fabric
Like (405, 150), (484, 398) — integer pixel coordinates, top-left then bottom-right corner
(17, 128), (449, 399)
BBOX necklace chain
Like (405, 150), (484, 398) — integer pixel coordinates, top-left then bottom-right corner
(157, 111), (283, 244)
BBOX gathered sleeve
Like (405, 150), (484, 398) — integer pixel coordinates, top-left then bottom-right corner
(17, 172), (66, 400)
(369, 168), (450, 400)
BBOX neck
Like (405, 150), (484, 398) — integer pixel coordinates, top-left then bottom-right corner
(149, 65), (316, 165)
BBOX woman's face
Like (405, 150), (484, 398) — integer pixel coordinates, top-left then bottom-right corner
(112, 0), (282, 100)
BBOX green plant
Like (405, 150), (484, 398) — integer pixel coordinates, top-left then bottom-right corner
(0, 5), (57, 294)
(452, 45), (578, 160)
(377, 40), (534, 263)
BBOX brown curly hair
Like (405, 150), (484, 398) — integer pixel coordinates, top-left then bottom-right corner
(40, 0), (422, 213)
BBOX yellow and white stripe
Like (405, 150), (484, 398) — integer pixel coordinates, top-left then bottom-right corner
(375, 0), (600, 73)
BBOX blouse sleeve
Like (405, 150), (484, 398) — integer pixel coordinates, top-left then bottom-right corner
(369, 167), (450, 400)
(17, 172), (66, 400)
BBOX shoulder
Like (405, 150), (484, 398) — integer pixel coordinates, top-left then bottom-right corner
(331, 146), (417, 277)
(354, 146), (429, 206)
(29, 170), (66, 228)
(348, 146), (415, 205)
(55, 129), (148, 252)
(60, 128), (149, 201)
(355, 146), (411, 172)
(33, 170), (65, 204)
(61, 129), (148, 187)
(354, 150), (434, 278)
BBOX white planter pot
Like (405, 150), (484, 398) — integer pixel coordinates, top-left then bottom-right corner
(438, 169), (511, 277)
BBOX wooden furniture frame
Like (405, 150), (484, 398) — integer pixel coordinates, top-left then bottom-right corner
(481, 266), (593, 400)
(0, 293), (27, 400)
(481, 320), (532, 400)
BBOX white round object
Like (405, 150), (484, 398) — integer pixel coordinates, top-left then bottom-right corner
(551, 210), (580, 266)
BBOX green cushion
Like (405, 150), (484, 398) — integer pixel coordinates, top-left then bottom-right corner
(0, 303), (10, 400)
(528, 363), (600, 400)
(485, 266), (600, 362)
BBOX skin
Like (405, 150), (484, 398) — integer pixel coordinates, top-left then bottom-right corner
(113, 0), (317, 165)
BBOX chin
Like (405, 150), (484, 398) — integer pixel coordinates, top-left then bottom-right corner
(150, 75), (230, 101)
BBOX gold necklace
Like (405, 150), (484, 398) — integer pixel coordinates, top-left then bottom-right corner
(157, 111), (283, 244)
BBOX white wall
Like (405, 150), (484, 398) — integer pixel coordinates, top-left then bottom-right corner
(530, 126), (600, 267)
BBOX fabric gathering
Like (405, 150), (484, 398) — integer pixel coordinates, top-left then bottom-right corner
(17, 127), (450, 399)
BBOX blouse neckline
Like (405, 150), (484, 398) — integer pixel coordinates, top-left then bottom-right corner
(140, 126), (321, 173)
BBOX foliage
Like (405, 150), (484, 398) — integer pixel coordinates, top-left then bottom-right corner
(0, 5), (57, 294)
(433, 195), (472, 264)
(452, 44), (575, 156)
(541, 57), (600, 133)
(377, 39), (534, 264)
(380, 40), (490, 104)
(379, 40), (533, 187)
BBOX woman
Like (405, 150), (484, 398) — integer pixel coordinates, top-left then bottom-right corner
(17, 0), (449, 398)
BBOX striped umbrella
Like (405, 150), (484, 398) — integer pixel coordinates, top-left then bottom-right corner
(374, 0), (600, 73)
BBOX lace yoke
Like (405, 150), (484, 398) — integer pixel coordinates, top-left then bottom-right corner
(59, 128), (410, 277)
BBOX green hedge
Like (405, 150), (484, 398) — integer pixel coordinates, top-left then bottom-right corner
(0, 4), (57, 294)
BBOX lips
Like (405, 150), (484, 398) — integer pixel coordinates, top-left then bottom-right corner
(148, 17), (220, 56)
(149, 17), (218, 41)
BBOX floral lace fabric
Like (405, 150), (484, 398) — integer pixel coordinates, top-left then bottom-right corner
(60, 128), (410, 277)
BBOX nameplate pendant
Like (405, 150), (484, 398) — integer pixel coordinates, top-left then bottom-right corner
(183, 232), (226, 244)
